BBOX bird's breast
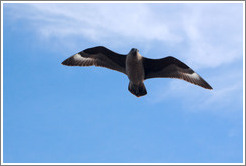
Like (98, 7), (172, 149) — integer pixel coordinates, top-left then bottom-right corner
(126, 55), (145, 84)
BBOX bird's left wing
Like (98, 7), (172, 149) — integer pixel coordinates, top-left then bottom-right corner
(62, 46), (127, 74)
(143, 56), (213, 90)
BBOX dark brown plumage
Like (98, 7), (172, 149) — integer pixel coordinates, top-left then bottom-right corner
(62, 46), (212, 97)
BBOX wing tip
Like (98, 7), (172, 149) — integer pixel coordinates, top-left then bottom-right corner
(205, 86), (213, 90)
(61, 61), (66, 65)
(61, 58), (70, 66)
(195, 74), (213, 90)
(202, 82), (213, 90)
(61, 56), (77, 66)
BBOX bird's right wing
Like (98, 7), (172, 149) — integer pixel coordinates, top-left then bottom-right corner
(143, 56), (213, 90)
(62, 46), (127, 74)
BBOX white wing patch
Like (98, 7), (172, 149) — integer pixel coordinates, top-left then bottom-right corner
(189, 72), (200, 79)
(73, 53), (95, 65)
(73, 53), (92, 61)
(184, 72), (200, 80)
(73, 53), (82, 60)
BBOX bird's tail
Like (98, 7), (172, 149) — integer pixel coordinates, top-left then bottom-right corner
(128, 82), (147, 97)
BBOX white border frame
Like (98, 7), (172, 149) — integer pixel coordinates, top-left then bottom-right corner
(1, 1), (245, 165)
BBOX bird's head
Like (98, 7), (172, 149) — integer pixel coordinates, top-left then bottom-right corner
(129, 48), (139, 56)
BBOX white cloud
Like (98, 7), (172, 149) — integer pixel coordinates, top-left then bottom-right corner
(6, 3), (242, 68)
(180, 4), (243, 69)
(16, 3), (182, 43)
(5, 3), (244, 111)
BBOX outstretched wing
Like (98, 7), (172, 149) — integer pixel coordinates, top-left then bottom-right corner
(62, 46), (127, 74)
(143, 56), (213, 90)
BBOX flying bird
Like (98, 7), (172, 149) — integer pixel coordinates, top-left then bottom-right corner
(62, 46), (213, 97)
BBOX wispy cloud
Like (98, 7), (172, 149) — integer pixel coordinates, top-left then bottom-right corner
(7, 3), (182, 43)
(5, 3), (243, 67)
(180, 4), (243, 69)
(4, 3), (244, 111)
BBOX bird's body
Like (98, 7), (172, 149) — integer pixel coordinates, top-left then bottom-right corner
(62, 46), (212, 97)
(126, 49), (144, 84)
(126, 49), (147, 96)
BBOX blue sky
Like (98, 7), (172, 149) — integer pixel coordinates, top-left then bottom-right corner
(3, 2), (244, 163)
